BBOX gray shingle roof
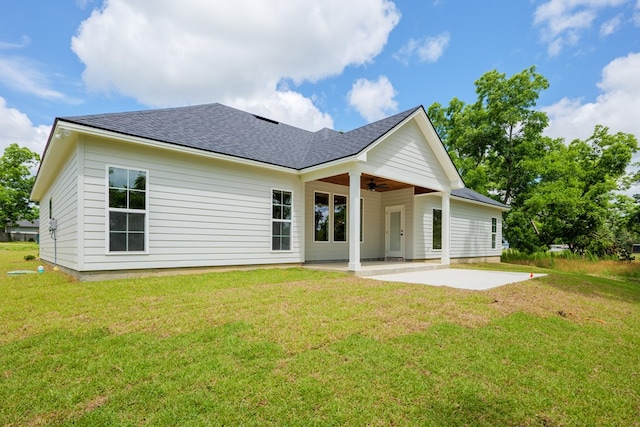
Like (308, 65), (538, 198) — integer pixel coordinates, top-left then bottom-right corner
(58, 103), (506, 210)
(60, 103), (420, 170)
(451, 188), (509, 209)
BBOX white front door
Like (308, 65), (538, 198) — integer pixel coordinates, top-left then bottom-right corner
(385, 205), (404, 259)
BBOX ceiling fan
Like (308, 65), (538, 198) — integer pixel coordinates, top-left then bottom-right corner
(367, 178), (388, 191)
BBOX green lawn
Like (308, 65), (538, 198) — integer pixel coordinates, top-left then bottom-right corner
(1, 243), (639, 426)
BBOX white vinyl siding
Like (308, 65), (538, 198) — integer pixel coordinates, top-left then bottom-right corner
(39, 146), (79, 269)
(363, 120), (451, 191)
(80, 137), (302, 271)
(449, 200), (503, 258)
(414, 195), (503, 259)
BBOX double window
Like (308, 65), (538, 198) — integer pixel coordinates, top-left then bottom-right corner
(108, 166), (147, 252)
(314, 192), (349, 242)
(272, 190), (292, 251)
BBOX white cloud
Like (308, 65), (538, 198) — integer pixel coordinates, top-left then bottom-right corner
(394, 32), (450, 64)
(229, 89), (334, 130)
(543, 52), (640, 142)
(0, 97), (50, 157)
(0, 36), (30, 50)
(600, 13), (623, 35)
(0, 56), (65, 100)
(347, 75), (398, 122)
(71, 0), (400, 130)
(533, 0), (629, 56)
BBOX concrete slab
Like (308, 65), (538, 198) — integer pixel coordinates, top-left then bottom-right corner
(368, 268), (546, 290)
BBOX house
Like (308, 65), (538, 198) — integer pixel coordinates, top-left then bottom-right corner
(30, 103), (508, 280)
(2, 220), (40, 242)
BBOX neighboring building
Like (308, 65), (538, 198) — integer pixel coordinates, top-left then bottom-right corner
(30, 103), (508, 280)
(3, 220), (40, 242)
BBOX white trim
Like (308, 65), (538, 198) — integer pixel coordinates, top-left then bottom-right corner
(333, 192), (348, 243)
(432, 208), (443, 251)
(313, 190), (330, 243)
(360, 197), (364, 243)
(104, 164), (149, 255)
(450, 194), (510, 211)
(270, 188), (294, 252)
(385, 205), (405, 259)
(59, 121), (298, 173)
(76, 141), (85, 270)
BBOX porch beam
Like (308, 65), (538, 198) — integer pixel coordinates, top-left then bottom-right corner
(348, 171), (361, 271)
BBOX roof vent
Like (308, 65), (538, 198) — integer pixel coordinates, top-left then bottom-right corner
(253, 115), (279, 125)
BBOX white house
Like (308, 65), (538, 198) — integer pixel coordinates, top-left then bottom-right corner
(30, 103), (508, 280)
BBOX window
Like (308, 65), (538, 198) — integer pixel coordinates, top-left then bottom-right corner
(272, 190), (292, 251)
(108, 166), (147, 252)
(314, 192), (329, 242)
(491, 217), (497, 249)
(333, 194), (347, 242)
(360, 198), (364, 242)
(433, 208), (442, 250)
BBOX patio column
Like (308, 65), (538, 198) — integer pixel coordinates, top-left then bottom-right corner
(348, 171), (361, 271)
(441, 192), (451, 265)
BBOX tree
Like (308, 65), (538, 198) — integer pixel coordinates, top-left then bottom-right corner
(505, 127), (638, 253)
(429, 66), (549, 206)
(0, 144), (40, 232)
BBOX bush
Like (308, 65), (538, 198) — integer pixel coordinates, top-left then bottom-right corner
(24, 254), (36, 261)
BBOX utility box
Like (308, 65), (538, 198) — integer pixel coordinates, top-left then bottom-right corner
(632, 244), (640, 254)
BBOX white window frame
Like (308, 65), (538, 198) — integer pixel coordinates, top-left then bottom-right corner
(360, 197), (364, 243)
(313, 191), (330, 243)
(491, 217), (497, 249)
(333, 193), (348, 243)
(105, 165), (149, 254)
(271, 189), (293, 252)
(432, 208), (442, 251)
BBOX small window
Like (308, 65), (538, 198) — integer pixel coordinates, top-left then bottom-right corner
(108, 166), (147, 252)
(272, 190), (292, 251)
(314, 192), (329, 242)
(491, 217), (497, 249)
(433, 208), (442, 250)
(333, 194), (347, 242)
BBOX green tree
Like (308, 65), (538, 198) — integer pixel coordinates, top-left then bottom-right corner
(0, 144), (40, 232)
(429, 66), (549, 205)
(506, 127), (638, 253)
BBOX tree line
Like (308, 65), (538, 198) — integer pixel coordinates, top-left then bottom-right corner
(429, 66), (640, 255)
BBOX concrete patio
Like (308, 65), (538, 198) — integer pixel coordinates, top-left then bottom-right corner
(304, 261), (545, 290)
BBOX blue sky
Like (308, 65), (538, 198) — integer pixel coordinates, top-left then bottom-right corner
(1, 0), (639, 158)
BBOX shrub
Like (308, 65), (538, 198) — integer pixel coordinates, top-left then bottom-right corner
(24, 254), (36, 261)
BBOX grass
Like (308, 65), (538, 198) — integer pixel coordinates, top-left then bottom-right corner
(1, 242), (640, 426)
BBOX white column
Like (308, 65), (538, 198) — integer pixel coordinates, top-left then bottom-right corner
(348, 171), (361, 271)
(441, 192), (451, 265)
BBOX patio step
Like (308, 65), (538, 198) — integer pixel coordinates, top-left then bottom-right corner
(355, 262), (447, 277)
(304, 261), (448, 277)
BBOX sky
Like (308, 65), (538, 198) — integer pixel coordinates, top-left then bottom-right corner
(1, 0), (640, 162)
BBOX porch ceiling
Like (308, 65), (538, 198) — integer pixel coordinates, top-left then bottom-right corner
(318, 173), (436, 194)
